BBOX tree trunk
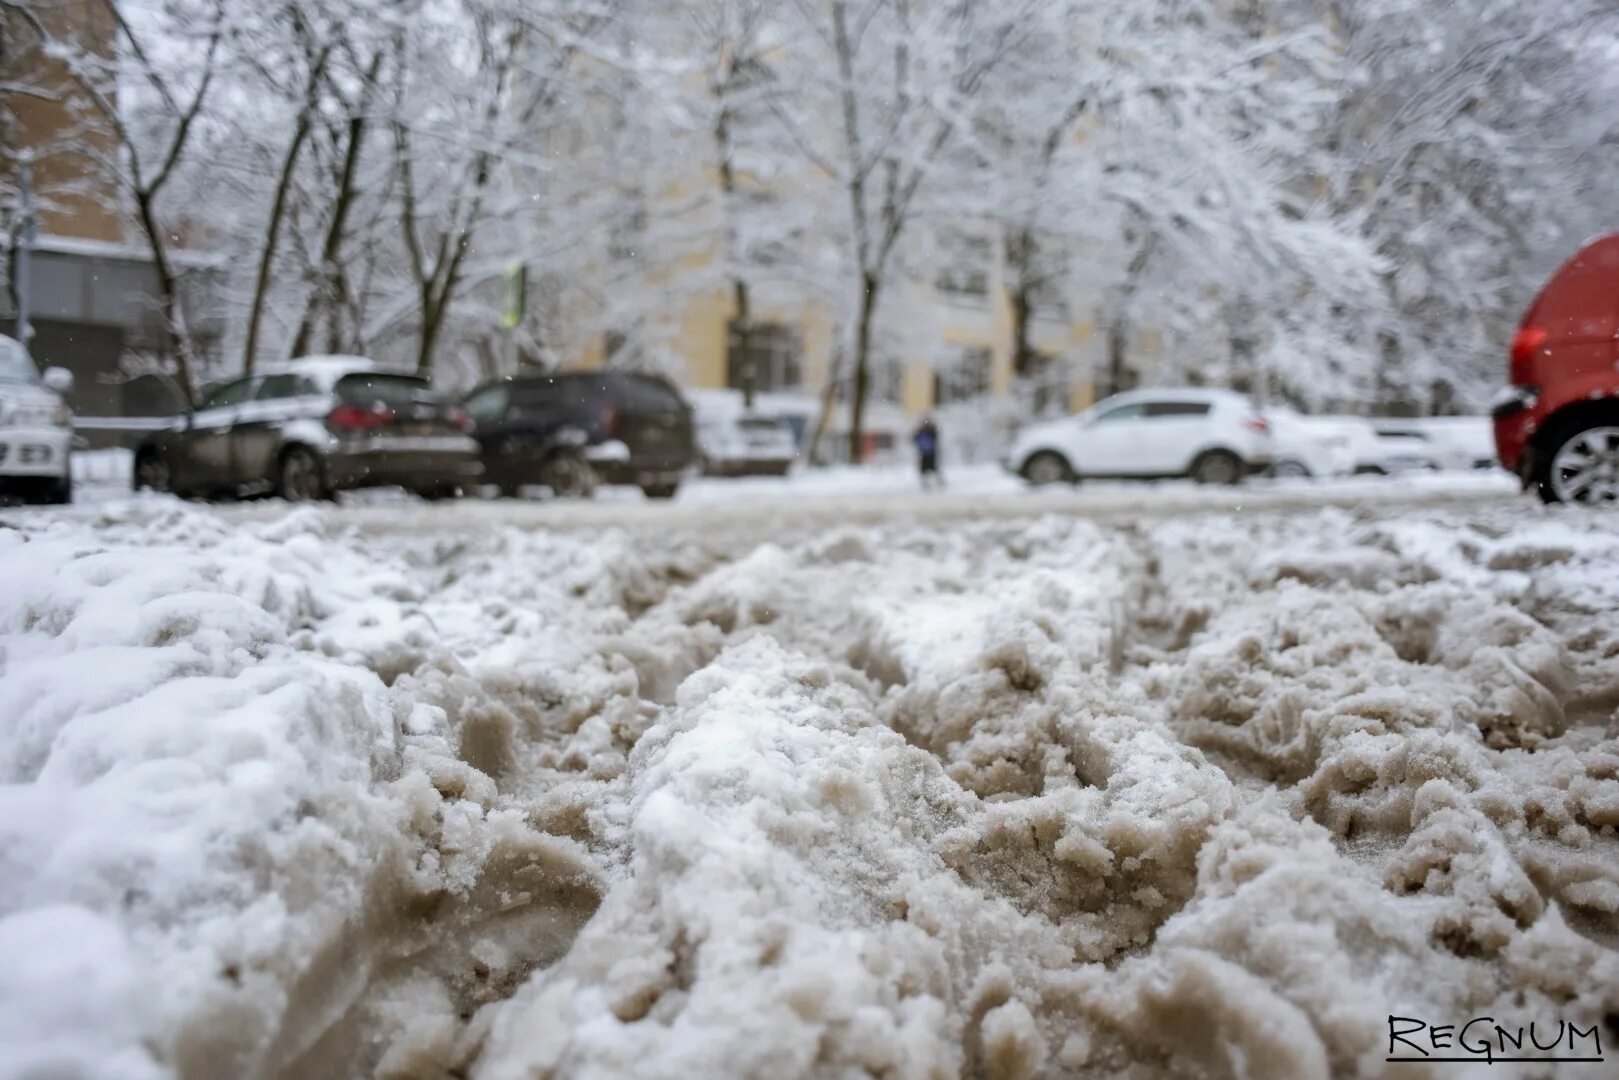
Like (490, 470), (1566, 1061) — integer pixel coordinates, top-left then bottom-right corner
(806, 350), (842, 465)
(847, 272), (878, 464)
(417, 289), (444, 376)
(243, 110), (314, 373)
(133, 190), (198, 406)
(1008, 230), (1035, 382)
(1105, 315), (1131, 399)
(292, 48), (383, 358)
(732, 278), (755, 408)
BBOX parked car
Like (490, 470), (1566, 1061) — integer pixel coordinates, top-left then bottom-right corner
(133, 356), (481, 500)
(1265, 408), (1357, 479)
(1493, 233), (1619, 505)
(1339, 420), (1437, 475)
(0, 333), (74, 504)
(689, 389), (797, 477)
(1372, 417), (1496, 471)
(462, 371), (696, 499)
(1007, 388), (1273, 485)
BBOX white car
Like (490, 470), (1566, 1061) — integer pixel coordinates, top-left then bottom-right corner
(689, 389), (798, 477)
(1265, 409), (1359, 479)
(1372, 417), (1496, 471)
(1007, 388), (1273, 486)
(1332, 419), (1437, 475)
(0, 334), (74, 504)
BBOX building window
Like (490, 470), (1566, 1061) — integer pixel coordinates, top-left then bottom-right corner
(608, 203), (647, 263)
(935, 230), (992, 300)
(870, 356), (903, 403)
(1025, 275), (1069, 320)
(1015, 350), (1069, 416)
(728, 322), (802, 393)
(934, 346), (993, 405)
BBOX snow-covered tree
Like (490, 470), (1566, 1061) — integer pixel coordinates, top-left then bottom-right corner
(1308, 0), (1619, 412)
(765, 0), (1042, 462)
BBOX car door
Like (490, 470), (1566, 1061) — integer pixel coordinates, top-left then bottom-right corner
(1139, 400), (1215, 474)
(1072, 402), (1149, 476)
(233, 373), (320, 487)
(174, 377), (257, 491)
(463, 383), (517, 478)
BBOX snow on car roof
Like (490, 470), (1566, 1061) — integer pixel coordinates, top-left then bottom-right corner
(256, 355), (418, 390)
(1097, 387), (1252, 408)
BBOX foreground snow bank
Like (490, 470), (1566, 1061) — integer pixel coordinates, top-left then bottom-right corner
(1, 498), (1615, 1078)
(0, 506), (615, 1077)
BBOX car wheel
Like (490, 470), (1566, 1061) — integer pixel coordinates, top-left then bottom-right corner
(1271, 459), (1311, 480)
(416, 485), (461, 501)
(45, 473), (72, 505)
(1191, 450), (1244, 486)
(539, 452), (598, 499)
(134, 450), (171, 493)
(1539, 422), (1619, 505)
(277, 447), (328, 502)
(1022, 451), (1074, 486)
(641, 481), (679, 500)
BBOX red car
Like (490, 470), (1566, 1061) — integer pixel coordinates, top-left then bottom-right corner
(1493, 234), (1619, 504)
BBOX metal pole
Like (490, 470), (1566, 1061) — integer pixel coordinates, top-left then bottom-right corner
(15, 149), (35, 356)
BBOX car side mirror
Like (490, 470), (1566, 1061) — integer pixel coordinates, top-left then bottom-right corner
(42, 366), (73, 394)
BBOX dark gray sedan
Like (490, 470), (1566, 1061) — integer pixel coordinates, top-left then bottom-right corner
(133, 356), (481, 500)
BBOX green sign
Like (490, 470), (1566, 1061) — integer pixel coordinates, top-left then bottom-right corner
(502, 263), (526, 329)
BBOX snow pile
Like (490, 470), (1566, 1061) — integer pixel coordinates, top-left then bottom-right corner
(0, 506), (609, 1077)
(1, 498), (1616, 1078)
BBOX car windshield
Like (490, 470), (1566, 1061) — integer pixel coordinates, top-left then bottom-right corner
(612, 375), (684, 412)
(0, 338), (39, 384)
(336, 373), (436, 407)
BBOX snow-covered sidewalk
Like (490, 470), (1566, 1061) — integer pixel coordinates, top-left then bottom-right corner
(1, 496), (1615, 1078)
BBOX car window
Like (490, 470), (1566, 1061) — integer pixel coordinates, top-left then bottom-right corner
(1092, 403), (1146, 423)
(511, 380), (567, 411)
(254, 374), (317, 401)
(464, 385), (511, 422)
(0, 337), (38, 384)
(611, 375), (685, 412)
(198, 378), (258, 410)
(1143, 401), (1212, 418)
(336, 373), (435, 408)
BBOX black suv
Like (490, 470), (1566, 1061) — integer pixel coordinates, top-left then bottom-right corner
(462, 372), (696, 498)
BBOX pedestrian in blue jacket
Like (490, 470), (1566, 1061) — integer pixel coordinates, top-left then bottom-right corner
(913, 416), (943, 489)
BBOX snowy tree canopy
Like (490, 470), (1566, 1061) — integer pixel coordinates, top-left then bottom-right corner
(5, 0), (1616, 421)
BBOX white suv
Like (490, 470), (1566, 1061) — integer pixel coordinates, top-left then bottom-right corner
(0, 335), (74, 504)
(1008, 388), (1273, 486)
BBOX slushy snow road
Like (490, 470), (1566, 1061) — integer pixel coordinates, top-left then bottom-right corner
(1, 475), (1616, 1078)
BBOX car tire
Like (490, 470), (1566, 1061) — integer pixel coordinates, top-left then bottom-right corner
(1535, 416), (1619, 505)
(1191, 449), (1244, 486)
(416, 485), (461, 501)
(134, 449), (172, 493)
(1021, 451), (1075, 486)
(1271, 459), (1312, 480)
(641, 481), (679, 500)
(277, 446), (329, 502)
(540, 452), (597, 500)
(45, 473), (72, 505)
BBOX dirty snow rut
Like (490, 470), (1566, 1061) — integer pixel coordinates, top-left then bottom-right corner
(0, 500), (1616, 1079)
